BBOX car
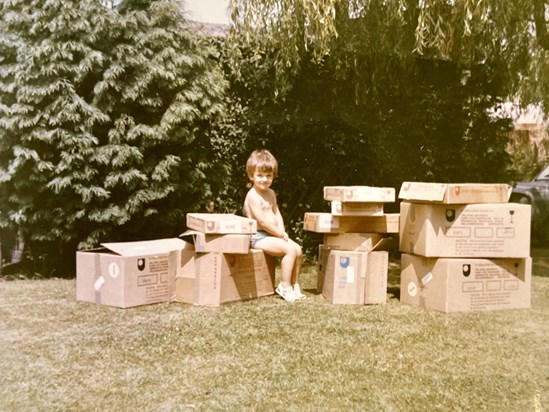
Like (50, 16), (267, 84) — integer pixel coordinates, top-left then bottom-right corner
(510, 163), (549, 243)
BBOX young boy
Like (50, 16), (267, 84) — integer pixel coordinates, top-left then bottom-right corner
(243, 149), (304, 302)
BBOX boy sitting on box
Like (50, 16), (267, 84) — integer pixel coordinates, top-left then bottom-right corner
(243, 149), (304, 302)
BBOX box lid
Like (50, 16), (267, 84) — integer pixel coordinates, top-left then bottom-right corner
(398, 182), (511, 203)
(323, 186), (395, 202)
(100, 238), (186, 256)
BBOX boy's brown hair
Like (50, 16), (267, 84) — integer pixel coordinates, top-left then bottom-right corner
(246, 149), (278, 179)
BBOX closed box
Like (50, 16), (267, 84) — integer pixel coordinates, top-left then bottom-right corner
(186, 213), (257, 234)
(174, 249), (276, 307)
(180, 230), (250, 254)
(76, 238), (187, 308)
(330, 201), (384, 216)
(399, 201), (531, 258)
(400, 253), (531, 312)
(324, 186), (395, 202)
(398, 182), (511, 204)
(304, 212), (399, 234)
(317, 246), (388, 304)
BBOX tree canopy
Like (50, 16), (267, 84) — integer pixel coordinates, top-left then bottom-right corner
(228, 0), (549, 110)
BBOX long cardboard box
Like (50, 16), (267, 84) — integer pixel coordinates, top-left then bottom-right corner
(323, 233), (398, 253)
(400, 253), (531, 312)
(180, 230), (250, 254)
(304, 212), (399, 234)
(324, 186), (395, 203)
(174, 249), (275, 307)
(76, 238), (187, 308)
(317, 246), (388, 304)
(398, 182), (511, 204)
(330, 201), (384, 216)
(399, 201), (531, 258)
(186, 213), (257, 234)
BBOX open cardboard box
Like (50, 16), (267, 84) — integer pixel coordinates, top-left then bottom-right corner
(180, 230), (250, 254)
(324, 186), (395, 203)
(76, 238), (187, 308)
(304, 212), (399, 234)
(186, 213), (257, 234)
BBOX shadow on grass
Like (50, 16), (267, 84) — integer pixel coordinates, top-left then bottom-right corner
(532, 247), (549, 277)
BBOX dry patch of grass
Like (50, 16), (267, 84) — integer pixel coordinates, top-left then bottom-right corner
(1, 253), (548, 411)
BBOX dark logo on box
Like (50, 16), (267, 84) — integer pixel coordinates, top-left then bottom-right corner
(462, 264), (471, 277)
(339, 256), (351, 268)
(206, 221), (216, 231)
(446, 209), (456, 222)
(137, 258), (146, 271)
(454, 186), (461, 196)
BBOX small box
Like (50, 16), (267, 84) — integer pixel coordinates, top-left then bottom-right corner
(317, 246), (388, 304)
(76, 238), (187, 308)
(186, 213), (257, 234)
(304, 212), (399, 234)
(330, 201), (384, 216)
(400, 253), (532, 312)
(398, 182), (511, 204)
(324, 186), (395, 203)
(399, 202), (531, 258)
(322, 233), (397, 252)
(180, 230), (250, 254)
(174, 249), (276, 307)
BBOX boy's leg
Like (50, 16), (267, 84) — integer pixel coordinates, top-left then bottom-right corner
(287, 239), (303, 285)
(254, 237), (297, 288)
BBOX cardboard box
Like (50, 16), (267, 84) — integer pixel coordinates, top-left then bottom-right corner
(398, 182), (511, 204)
(180, 230), (250, 254)
(317, 246), (388, 304)
(330, 201), (384, 216)
(76, 238), (187, 308)
(400, 253), (532, 312)
(399, 202), (531, 258)
(174, 249), (276, 307)
(186, 213), (257, 234)
(324, 186), (395, 203)
(304, 212), (399, 234)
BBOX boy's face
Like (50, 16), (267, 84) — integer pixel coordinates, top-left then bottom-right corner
(250, 169), (274, 191)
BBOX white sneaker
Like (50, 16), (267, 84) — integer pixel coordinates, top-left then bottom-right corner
(275, 283), (298, 302)
(293, 283), (306, 300)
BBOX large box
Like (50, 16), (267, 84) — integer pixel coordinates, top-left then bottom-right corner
(398, 182), (511, 204)
(186, 213), (257, 234)
(330, 201), (384, 216)
(323, 233), (397, 253)
(324, 186), (395, 203)
(174, 249), (276, 307)
(180, 230), (250, 254)
(317, 246), (388, 304)
(400, 253), (532, 312)
(304, 212), (399, 234)
(399, 201), (531, 258)
(76, 238), (187, 308)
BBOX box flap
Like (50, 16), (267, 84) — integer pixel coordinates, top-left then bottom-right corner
(179, 230), (199, 245)
(371, 236), (399, 251)
(100, 238), (186, 256)
(399, 182), (511, 203)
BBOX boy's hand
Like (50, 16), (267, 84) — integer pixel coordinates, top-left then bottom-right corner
(283, 232), (289, 241)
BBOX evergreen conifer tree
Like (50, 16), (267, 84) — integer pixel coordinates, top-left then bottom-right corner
(0, 0), (228, 275)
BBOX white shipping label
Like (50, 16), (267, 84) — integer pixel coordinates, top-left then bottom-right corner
(407, 281), (418, 297)
(108, 262), (120, 278)
(94, 276), (105, 291)
(421, 272), (433, 286)
(346, 266), (355, 283)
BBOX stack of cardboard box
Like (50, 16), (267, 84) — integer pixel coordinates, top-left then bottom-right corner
(76, 213), (276, 308)
(304, 186), (400, 304)
(398, 182), (532, 313)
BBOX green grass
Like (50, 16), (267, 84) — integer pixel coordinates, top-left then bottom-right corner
(1, 250), (548, 411)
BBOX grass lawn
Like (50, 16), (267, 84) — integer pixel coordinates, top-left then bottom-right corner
(1, 249), (548, 411)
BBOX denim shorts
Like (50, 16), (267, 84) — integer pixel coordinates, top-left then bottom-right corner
(250, 230), (270, 247)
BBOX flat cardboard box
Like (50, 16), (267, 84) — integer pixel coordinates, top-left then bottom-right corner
(180, 230), (250, 254)
(76, 238), (187, 308)
(186, 213), (257, 234)
(304, 212), (399, 234)
(400, 253), (531, 312)
(317, 246), (388, 304)
(324, 186), (395, 203)
(174, 249), (276, 307)
(399, 202), (531, 258)
(330, 201), (384, 216)
(398, 182), (511, 204)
